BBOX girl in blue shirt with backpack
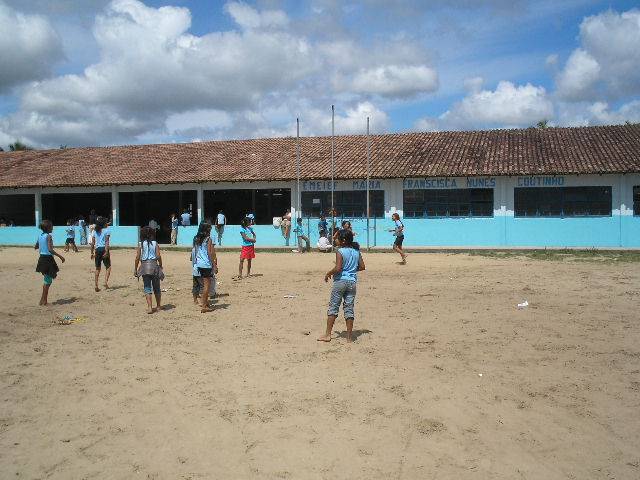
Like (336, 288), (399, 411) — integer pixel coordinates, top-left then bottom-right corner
(317, 229), (365, 343)
(193, 222), (218, 313)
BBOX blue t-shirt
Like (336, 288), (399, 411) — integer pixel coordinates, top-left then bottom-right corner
(336, 247), (359, 282)
(241, 227), (255, 247)
(171, 218), (179, 229)
(181, 213), (191, 226)
(294, 223), (305, 236)
(66, 227), (75, 239)
(93, 228), (110, 249)
(318, 219), (328, 232)
(141, 240), (157, 260)
(38, 233), (52, 255)
(394, 219), (404, 236)
(194, 237), (212, 268)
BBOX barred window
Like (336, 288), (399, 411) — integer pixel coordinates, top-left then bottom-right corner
(403, 188), (494, 218)
(301, 191), (384, 218)
(514, 186), (611, 217)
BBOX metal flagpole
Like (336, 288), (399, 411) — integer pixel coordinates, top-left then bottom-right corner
(296, 118), (301, 221)
(366, 116), (371, 251)
(331, 105), (335, 235)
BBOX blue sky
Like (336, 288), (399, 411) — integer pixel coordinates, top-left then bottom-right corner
(0, 0), (639, 148)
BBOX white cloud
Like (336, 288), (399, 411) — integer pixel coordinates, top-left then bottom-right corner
(556, 9), (640, 102)
(557, 100), (640, 127)
(463, 76), (484, 93)
(556, 49), (601, 101)
(224, 1), (289, 30)
(347, 65), (438, 98)
(415, 81), (553, 131)
(0, 2), (64, 92)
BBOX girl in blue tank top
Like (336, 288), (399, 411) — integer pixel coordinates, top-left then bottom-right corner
(34, 219), (65, 306)
(318, 229), (365, 343)
(192, 222), (218, 313)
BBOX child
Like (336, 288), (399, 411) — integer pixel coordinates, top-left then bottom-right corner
(134, 226), (164, 314)
(294, 218), (310, 253)
(90, 216), (111, 291)
(389, 213), (407, 264)
(317, 233), (332, 253)
(318, 214), (328, 237)
(318, 229), (365, 343)
(34, 220), (65, 306)
(78, 215), (87, 245)
(64, 219), (78, 253)
(332, 220), (360, 250)
(191, 242), (204, 304)
(193, 222), (218, 313)
(238, 217), (256, 278)
(170, 213), (179, 245)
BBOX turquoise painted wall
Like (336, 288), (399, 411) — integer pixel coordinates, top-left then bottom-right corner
(0, 226), (139, 247)
(1, 218), (638, 248)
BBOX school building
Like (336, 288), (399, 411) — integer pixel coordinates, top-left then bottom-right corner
(1, 124), (639, 248)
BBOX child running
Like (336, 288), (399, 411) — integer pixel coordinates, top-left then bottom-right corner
(90, 216), (111, 291)
(389, 212), (407, 264)
(318, 229), (365, 343)
(34, 220), (65, 306)
(193, 222), (218, 313)
(64, 219), (78, 253)
(238, 217), (256, 279)
(134, 226), (164, 314)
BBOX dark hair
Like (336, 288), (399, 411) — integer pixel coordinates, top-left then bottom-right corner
(194, 222), (211, 246)
(140, 226), (155, 245)
(39, 219), (53, 233)
(94, 216), (107, 232)
(338, 229), (353, 246)
(241, 217), (250, 228)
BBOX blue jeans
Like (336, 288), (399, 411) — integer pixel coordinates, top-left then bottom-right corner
(327, 280), (357, 319)
(142, 274), (160, 295)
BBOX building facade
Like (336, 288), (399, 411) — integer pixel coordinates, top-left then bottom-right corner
(1, 126), (640, 248)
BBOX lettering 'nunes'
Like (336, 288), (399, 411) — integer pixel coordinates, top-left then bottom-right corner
(516, 176), (565, 187)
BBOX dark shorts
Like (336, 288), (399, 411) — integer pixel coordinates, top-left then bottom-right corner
(198, 267), (213, 278)
(36, 254), (59, 279)
(65, 238), (75, 245)
(94, 247), (111, 269)
(394, 235), (404, 248)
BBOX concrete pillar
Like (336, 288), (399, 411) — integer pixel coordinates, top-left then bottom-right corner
(34, 191), (42, 227)
(197, 185), (204, 224)
(111, 188), (119, 226)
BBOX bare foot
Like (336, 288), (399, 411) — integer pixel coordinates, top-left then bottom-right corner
(346, 337), (354, 343)
(95, 286), (100, 292)
(103, 283), (109, 290)
(317, 335), (332, 342)
(201, 307), (214, 313)
(147, 308), (154, 314)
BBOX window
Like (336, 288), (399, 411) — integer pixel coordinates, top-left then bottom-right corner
(301, 191), (384, 218)
(634, 186), (640, 216)
(514, 186), (611, 217)
(403, 188), (494, 218)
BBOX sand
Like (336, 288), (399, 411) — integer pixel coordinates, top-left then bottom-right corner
(0, 246), (639, 479)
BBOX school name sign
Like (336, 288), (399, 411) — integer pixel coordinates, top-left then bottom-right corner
(302, 180), (384, 191)
(403, 177), (497, 189)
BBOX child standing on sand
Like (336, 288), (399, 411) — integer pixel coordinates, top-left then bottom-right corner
(238, 217), (256, 278)
(191, 242), (204, 304)
(193, 222), (218, 313)
(90, 216), (111, 291)
(318, 229), (365, 343)
(134, 226), (164, 314)
(389, 212), (407, 264)
(34, 220), (65, 306)
(64, 219), (78, 253)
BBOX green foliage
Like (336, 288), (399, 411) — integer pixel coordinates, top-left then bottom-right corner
(8, 140), (30, 151)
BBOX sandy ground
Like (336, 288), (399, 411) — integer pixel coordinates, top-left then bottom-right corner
(0, 246), (639, 480)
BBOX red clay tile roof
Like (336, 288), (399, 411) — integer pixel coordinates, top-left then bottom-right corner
(1, 125), (639, 188)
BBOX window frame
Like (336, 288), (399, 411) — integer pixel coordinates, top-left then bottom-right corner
(514, 186), (612, 218)
(402, 188), (495, 219)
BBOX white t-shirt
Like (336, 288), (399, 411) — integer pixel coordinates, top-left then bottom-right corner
(216, 213), (226, 225)
(317, 236), (332, 251)
(181, 212), (191, 226)
(394, 219), (404, 236)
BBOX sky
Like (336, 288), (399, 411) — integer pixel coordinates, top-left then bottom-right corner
(0, 0), (639, 149)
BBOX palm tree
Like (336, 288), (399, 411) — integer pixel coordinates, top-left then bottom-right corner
(8, 141), (30, 151)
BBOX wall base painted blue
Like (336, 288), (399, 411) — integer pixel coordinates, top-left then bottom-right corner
(1, 217), (638, 248)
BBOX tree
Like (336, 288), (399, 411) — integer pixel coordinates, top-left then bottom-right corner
(8, 141), (30, 151)
(536, 119), (549, 129)
(0, 146), (3, 152)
